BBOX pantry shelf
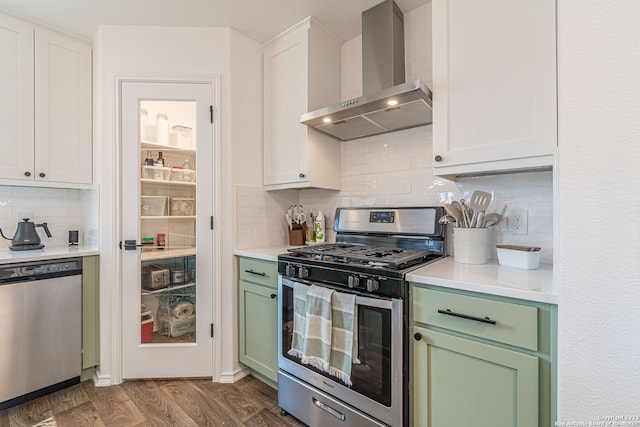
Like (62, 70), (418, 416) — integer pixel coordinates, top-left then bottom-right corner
(141, 282), (196, 296)
(141, 247), (196, 261)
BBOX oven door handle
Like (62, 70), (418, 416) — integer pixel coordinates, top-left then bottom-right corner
(312, 397), (346, 421)
(281, 277), (393, 309)
(437, 308), (497, 325)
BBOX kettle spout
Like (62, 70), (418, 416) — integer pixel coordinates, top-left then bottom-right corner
(36, 223), (52, 238)
(0, 227), (13, 241)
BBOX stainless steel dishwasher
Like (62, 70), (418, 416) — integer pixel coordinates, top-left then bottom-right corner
(0, 257), (83, 410)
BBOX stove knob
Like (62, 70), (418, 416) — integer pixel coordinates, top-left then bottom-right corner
(348, 276), (360, 289)
(298, 267), (309, 279)
(285, 265), (297, 276)
(366, 278), (379, 293)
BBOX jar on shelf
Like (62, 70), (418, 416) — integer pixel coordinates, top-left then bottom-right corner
(156, 113), (169, 146)
(140, 108), (149, 141)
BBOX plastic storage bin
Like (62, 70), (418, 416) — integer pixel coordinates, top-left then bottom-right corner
(142, 165), (170, 181)
(170, 125), (193, 149)
(169, 167), (196, 183)
(170, 198), (195, 216)
(496, 245), (541, 269)
(141, 196), (168, 216)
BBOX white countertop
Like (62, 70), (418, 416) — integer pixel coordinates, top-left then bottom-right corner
(234, 247), (557, 304)
(234, 245), (296, 262)
(407, 257), (557, 304)
(0, 245), (99, 265)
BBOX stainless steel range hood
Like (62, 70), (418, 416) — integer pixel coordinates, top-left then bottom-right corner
(300, 0), (433, 141)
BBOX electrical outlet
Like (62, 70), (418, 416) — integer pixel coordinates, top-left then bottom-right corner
(508, 210), (528, 235)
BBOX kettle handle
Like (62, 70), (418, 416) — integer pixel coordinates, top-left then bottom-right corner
(36, 223), (52, 238)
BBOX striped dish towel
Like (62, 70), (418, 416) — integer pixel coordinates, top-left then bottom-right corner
(288, 282), (309, 360)
(288, 283), (358, 386)
(300, 285), (334, 373)
(329, 291), (357, 386)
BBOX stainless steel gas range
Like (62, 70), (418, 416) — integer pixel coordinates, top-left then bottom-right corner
(277, 206), (445, 427)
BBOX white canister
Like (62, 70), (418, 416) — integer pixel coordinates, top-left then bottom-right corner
(453, 227), (489, 264)
(156, 113), (169, 146)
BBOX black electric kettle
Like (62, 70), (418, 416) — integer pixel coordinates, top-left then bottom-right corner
(0, 218), (52, 251)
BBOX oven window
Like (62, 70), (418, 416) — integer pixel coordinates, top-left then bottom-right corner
(281, 284), (392, 406)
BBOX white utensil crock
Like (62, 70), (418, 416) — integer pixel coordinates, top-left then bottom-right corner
(453, 227), (489, 264)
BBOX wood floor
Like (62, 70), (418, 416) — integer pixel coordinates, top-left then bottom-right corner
(0, 376), (306, 426)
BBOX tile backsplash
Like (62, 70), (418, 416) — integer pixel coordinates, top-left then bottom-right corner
(0, 186), (99, 250)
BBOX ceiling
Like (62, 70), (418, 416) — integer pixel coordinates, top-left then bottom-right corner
(0, 0), (430, 43)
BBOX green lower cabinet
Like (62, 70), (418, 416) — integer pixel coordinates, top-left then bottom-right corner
(82, 255), (100, 371)
(412, 326), (539, 427)
(238, 279), (278, 383)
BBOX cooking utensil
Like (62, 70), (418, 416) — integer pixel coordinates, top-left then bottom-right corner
(285, 213), (293, 230)
(438, 215), (457, 225)
(474, 211), (485, 228)
(469, 190), (492, 214)
(481, 213), (502, 227)
(292, 211), (306, 224)
(444, 204), (462, 226)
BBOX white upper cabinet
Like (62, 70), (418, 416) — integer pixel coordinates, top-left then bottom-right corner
(0, 13), (92, 187)
(263, 17), (342, 191)
(431, 0), (557, 177)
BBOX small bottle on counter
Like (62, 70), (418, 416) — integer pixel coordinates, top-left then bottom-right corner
(315, 211), (325, 243)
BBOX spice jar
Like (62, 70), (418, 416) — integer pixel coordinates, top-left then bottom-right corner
(156, 233), (166, 249)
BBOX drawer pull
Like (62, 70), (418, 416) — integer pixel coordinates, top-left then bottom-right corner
(437, 309), (497, 325)
(270, 293), (277, 299)
(413, 332), (423, 341)
(245, 269), (266, 277)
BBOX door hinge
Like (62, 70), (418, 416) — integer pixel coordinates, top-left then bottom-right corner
(210, 323), (214, 338)
(209, 105), (213, 123)
(210, 215), (214, 230)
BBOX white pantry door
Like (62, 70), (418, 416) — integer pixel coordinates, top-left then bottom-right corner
(120, 80), (215, 378)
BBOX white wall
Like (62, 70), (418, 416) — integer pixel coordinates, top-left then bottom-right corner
(0, 186), (98, 249)
(93, 25), (262, 384)
(556, 0), (640, 420)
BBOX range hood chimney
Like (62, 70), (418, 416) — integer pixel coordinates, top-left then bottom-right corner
(300, 0), (433, 141)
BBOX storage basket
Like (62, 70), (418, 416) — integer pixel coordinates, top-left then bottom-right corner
(169, 167), (196, 183)
(496, 245), (541, 269)
(141, 196), (168, 216)
(170, 198), (195, 216)
(142, 165), (170, 181)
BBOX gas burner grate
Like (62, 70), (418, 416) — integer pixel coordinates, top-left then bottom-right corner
(288, 244), (435, 269)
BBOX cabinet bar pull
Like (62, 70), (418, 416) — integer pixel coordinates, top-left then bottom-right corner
(244, 269), (266, 277)
(437, 308), (497, 325)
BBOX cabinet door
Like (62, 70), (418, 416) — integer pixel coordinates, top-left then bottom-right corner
(239, 280), (278, 382)
(34, 28), (92, 184)
(413, 326), (538, 427)
(432, 0), (556, 175)
(263, 24), (309, 186)
(0, 14), (34, 181)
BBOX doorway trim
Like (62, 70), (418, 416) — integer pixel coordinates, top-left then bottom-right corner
(105, 74), (221, 384)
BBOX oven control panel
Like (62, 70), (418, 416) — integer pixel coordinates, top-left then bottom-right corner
(279, 261), (400, 298)
(369, 211), (395, 223)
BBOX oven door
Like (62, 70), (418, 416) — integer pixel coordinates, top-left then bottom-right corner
(278, 276), (403, 426)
